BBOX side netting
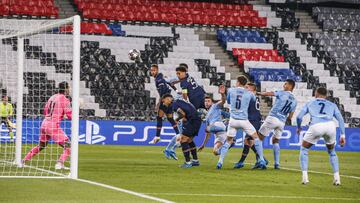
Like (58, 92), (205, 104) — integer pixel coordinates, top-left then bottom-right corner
(0, 16), (80, 178)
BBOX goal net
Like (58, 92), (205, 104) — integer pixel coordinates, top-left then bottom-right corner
(0, 16), (80, 178)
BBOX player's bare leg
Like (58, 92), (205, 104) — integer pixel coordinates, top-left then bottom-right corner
(300, 141), (312, 184)
(213, 142), (223, 156)
(23, 141), (48, 166)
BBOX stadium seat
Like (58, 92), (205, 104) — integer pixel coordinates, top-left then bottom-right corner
(73, 0), (269, 27)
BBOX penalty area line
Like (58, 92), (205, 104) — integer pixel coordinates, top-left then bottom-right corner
(280, 166), (360, 180)
(243, 163), (360, 180)
(144, 193), (360, 201)
(75, 178), (175, 203)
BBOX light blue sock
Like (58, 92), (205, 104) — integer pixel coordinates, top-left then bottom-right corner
(254, 138), (264, 162)
(273, 143), (280, 166)
(328, 148), (339, 173)
(166, 135), (177, 151)
(300, 146), (309, 171)
(218, 142), (231, 164)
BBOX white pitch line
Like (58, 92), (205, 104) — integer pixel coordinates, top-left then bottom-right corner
(0, 160), (67, 177)
(280, 166), (360, 180)
(243, 163), (360, 180)
(76, 178), (175, 203)
(144, 193), (360, 201)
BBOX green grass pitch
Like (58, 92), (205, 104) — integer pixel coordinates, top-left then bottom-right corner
(0, 145), (359, 203)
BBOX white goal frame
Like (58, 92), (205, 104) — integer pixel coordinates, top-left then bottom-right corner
(0, 15), (80, 179)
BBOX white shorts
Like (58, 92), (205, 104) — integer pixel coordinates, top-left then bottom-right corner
(207, 122), (227, 144)
(227, 118), (256, 138)
(259, 116), (285, 139)
(303, 121), (336, 145)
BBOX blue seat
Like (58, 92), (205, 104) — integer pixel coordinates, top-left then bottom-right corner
(249, 68), (302, 85)
(108, 24), (126, 36)
(217, 29), (267, 49)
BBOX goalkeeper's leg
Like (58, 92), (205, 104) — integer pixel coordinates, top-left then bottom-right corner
(23, 141), (48, 162)
(52, 128), (71, 170)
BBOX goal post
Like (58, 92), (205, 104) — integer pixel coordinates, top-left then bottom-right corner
(0, 15), (80, 179)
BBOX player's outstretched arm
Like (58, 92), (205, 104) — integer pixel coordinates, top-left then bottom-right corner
(175, 108), (186, 122)
(218, 85), (226, 106)
(198, 131), (211, 152)
(256, 91), (275, 97)
(296, 105), (308, 135)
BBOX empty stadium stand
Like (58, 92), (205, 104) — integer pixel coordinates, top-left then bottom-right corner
(0, 0), (359, 128)
(0, 0), (58, 18)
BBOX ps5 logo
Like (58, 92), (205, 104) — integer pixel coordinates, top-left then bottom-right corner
(79, 121), (106, 144)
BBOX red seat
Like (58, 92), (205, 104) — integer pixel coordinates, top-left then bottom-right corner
(176, 14), (193, 24)
(0, 5), (9, 15)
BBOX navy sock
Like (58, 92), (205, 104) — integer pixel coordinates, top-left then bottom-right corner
(251, 145), (259, 160)
(156, 116), (162, 137)
(168, 117), (180, 134)
(239, 144), (250, 163)
(189, 141), (198, 160)
(181, 142), (191, 162)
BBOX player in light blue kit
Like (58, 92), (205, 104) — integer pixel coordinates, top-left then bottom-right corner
(217, 76), (267, 169)
(257, 79), (297, 169)
(297, 87), (346, 185)
(198, 85), (228, 157)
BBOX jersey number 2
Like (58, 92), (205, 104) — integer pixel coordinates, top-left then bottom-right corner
(318, 102), (326, 114)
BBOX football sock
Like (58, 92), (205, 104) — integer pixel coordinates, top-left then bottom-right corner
(273, 143), (280, 166)
(218, 142), (231, 164)
(328, 148), (339, 173)
(239, 144), (250, 163)
(300, 146), (309, 172)
(251, 145), (259, 161)
(166, 135), (177, 151)
(189, 141), (198, 160)
(155, 116), (162, 137)
(181, 142), (191, 162)
(254, 138), (264, 162)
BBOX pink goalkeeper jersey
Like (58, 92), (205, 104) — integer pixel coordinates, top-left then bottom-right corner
(44, 93), (72, 124)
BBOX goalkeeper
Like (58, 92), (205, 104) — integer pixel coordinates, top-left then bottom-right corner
(0, 96), (14, 141)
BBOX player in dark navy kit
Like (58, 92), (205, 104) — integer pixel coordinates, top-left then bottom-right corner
(162, 93), (202, 168)
(148, 65), (180, 160)
(234, 83), (268, 169)
(176, 66), (206, 110)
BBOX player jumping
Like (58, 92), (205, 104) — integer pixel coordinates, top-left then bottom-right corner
(217, 76), (267, 169)
(257, 79), (297, 169)
(176, 66), (206, 110)
(23, 82), (72, 170)
(148, 64), (180, 160)
(234, 83), (268, 169)
(198, 85), (227, 156)
(297, 87), (345, 185)
(162, 94), (202, 168)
